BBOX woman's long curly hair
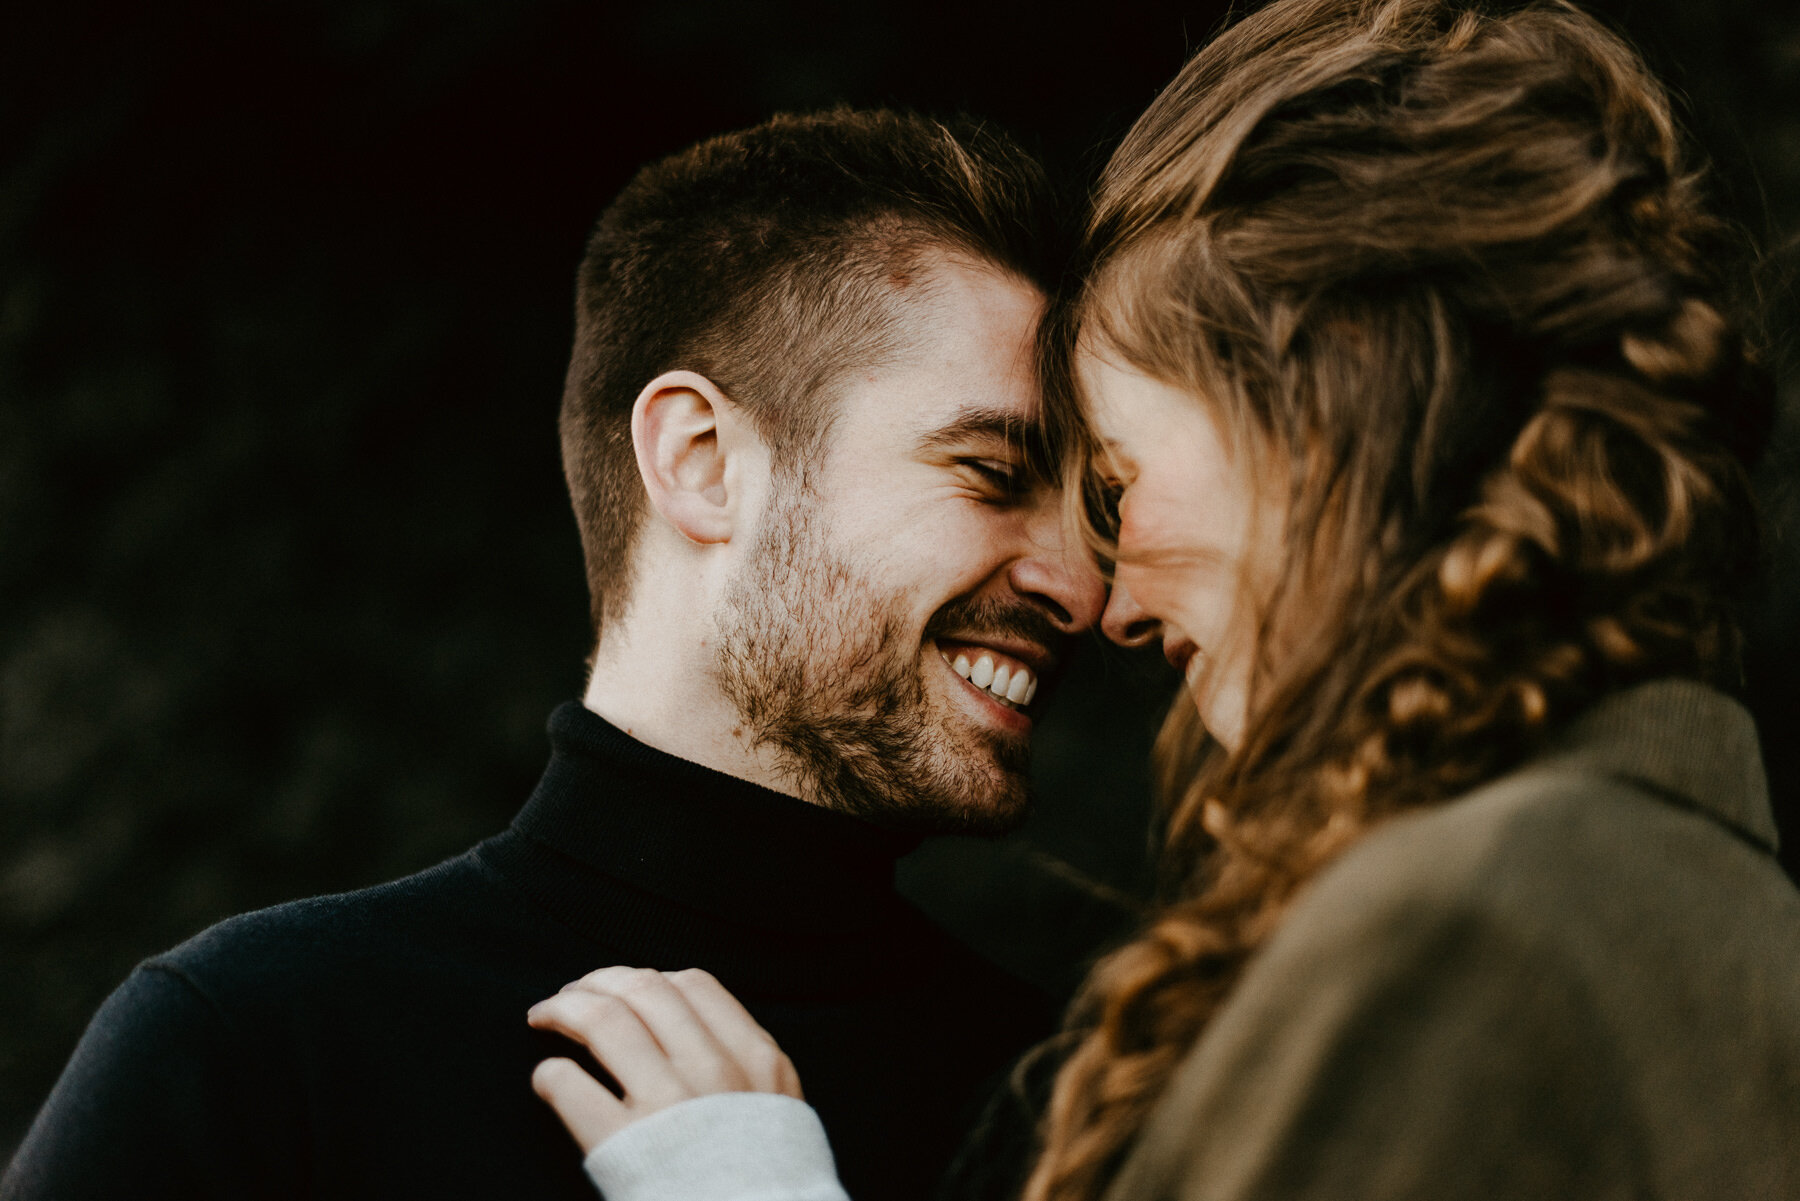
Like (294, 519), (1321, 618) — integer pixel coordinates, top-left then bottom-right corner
(1023, 2), (1773, 1199)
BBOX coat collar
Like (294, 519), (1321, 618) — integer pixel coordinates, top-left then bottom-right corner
(1533, 678), (1776, 854)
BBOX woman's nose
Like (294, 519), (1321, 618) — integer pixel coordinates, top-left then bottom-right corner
(1100, 579), (1161, 647)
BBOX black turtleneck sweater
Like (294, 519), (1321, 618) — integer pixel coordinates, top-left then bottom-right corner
(4, 705), (1051, 1201)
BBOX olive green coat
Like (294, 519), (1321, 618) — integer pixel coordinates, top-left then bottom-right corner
(1105, 680), (1800, 1201)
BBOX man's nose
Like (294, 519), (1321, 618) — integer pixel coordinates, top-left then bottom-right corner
(1009, 555), (1104, 634)
(1100, 579), (1161, 647)
(1008, 518), (1106, 635)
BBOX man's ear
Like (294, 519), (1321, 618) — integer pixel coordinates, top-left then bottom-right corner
(630, 370), (755, 545)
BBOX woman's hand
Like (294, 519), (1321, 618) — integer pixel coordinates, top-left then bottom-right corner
(528, 966), (804, 1153)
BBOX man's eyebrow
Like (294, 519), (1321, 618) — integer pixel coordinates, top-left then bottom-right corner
(915, 407), (1042, 455)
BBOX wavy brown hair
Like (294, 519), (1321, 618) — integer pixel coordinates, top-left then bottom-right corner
(1025, 2), (1772, 1199)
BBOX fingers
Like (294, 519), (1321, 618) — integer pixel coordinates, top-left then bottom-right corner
(660, 968), (764, 1040)
(530, 1057), (627, 1154)
(560, 967), (745, 1093)
(527, 989), (689, 1110)
(664, 969), (805, 1099)
(528, 966), (808, 1155)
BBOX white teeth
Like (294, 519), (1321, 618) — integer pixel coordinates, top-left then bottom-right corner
(941, 645), (1039, 709)
(970, 655), (995, 689)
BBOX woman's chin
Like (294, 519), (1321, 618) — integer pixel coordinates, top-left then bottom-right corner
(1190, 679), (1248, 754)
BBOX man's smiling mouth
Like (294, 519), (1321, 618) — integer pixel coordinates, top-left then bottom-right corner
(934, 640), (1040, 711)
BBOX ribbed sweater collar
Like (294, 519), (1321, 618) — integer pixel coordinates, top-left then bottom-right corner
(1533, 678), (1776, 853)
(481, 702), (929, 991)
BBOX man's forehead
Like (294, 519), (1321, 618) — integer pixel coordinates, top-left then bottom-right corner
(825, 255), (1046, 449)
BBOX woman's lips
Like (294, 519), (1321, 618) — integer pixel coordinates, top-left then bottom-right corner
(1164, 638), (1199, 679)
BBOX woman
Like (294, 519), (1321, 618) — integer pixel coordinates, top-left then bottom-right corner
(526, 0), (1800, 1196)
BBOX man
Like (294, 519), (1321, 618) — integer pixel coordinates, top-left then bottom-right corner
(4, 109), (1102, 1200)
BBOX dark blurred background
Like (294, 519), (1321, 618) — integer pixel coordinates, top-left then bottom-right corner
(3, 0), (1796, 1160)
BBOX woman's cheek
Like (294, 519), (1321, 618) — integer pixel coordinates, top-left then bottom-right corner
(1115, 491), (1180, 562)
(1116, 498), (1205, 602)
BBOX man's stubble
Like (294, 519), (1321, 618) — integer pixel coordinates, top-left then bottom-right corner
(712, 485), (1038, 835)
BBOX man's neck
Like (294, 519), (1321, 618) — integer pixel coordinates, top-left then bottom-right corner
(582, 642), (808, 806)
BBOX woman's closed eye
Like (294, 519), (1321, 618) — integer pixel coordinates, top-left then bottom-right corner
(1089, 474), (1126, 534)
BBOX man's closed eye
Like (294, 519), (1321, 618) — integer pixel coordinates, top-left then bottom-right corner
(960, 458), (1027, 501)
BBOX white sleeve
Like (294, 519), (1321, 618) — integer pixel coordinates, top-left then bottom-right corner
(582, 1092), (852, 1201)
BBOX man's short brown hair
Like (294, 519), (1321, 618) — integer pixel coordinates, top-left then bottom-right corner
(559, 107), (1061, 634)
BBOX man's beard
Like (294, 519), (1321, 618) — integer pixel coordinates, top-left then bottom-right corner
(712, 491), (1055, 835)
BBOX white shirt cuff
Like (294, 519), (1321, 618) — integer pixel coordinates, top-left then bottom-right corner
(583, 1092), (852, 1201)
